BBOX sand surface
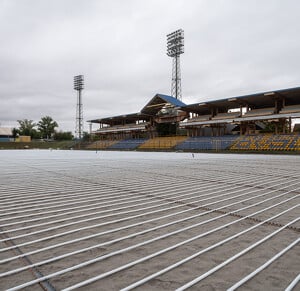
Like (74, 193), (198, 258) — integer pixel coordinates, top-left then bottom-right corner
(0, 150), (299, 290)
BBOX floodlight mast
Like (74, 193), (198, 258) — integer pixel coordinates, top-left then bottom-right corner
(74, 75), (84, 139)
(167, 29), (184, 101)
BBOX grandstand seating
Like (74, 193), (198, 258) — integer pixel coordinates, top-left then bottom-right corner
(138, 136), (187, 149)
(211, 112), (241, 120)
(85, 140), (118, 150)
(280, 104), (300, 114)
(85, 135), (300, 151)
(230, 134), (300, 151)
(109, 139), (148, 150)
(243, 107), (275, 117)
(95, 123), (147, 133)
(188, 115), (211, 122)
(175, 136), (238, 151)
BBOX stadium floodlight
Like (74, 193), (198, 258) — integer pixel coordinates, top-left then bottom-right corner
(167, 29), (184, 100)
(74, 75), (84, 139)
(74, 75), (84, 90)
(167, 29), (184, 57)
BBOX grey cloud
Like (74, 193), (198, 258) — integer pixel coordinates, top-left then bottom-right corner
(1, 0), (300, 132)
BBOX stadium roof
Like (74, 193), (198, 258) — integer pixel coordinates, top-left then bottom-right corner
(0, 127), (13, 136)
(180, 86), (300, 114)
(141, 94), (186, 115)
(89, 94), (186, 124)
(89, 87), (300, 125)
(89, 112), (152, 126)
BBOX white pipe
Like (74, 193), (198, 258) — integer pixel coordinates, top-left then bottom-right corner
(121, 206), (299, 291)
(7, 203), (298, 291)
(176, 217), (299, 290)
(2, 186), (296, 275)
(227, 237), (300, 290)
(1, 175), (269, 248)
(285, 273), (300, 291)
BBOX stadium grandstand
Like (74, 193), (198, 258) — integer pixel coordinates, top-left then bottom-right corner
(88, 87), (300, 151)
(89, 94), (187, 140)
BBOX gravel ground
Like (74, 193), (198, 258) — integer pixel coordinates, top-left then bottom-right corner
(0, 150), (299, 291)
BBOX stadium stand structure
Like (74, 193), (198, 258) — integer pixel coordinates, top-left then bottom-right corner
(138, 136), (187, 150)
(85, 140), (118, 150)
(280, 104), (300, 114)
(243, 107), (275, 117)
(87, 86), (300, 151)
(109, 138), (148, 150)
(294, 123), (300, 132)
(180, 86), (300, 136)
(230, 134), (300, 151)
(89, 94), (187, 141)
(175, 135), (239, 151)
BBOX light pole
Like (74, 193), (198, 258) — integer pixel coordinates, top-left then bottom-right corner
(74, 75), (84, 139)
(167, 29), (184, 101)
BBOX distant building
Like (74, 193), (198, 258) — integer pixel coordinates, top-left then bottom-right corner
(0, 127), (13, 142)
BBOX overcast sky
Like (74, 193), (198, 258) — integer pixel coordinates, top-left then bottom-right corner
(1, 0), (300, 132)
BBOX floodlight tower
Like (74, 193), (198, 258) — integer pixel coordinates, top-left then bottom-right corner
(167, 29), (184, 100)
(74, 75), (84, 139)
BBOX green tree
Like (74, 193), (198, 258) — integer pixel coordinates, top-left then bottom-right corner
(53, 131), (73, 140)
(31, 129), (42, 139)
(37, 116), (58, 139)
(17, 119), (37, 137)
(12, 127), (19, 138)
(82, 132), (91, 142)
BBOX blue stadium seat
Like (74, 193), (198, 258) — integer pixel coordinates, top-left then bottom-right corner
(109, 139), (148, 150)
(175, 136), (238, 150)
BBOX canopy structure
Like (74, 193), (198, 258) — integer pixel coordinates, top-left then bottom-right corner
(89, 94), (186, 125)
(141, 94), (186, 116)
(88, 94), (187, 139)
(89, 86), (300, 138)
(179, 86), (300, 136)
(89, 112), (151, 127)
(180, 86), (300, 115)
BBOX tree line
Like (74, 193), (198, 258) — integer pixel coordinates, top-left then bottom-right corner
(14, 116), (74, 140)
